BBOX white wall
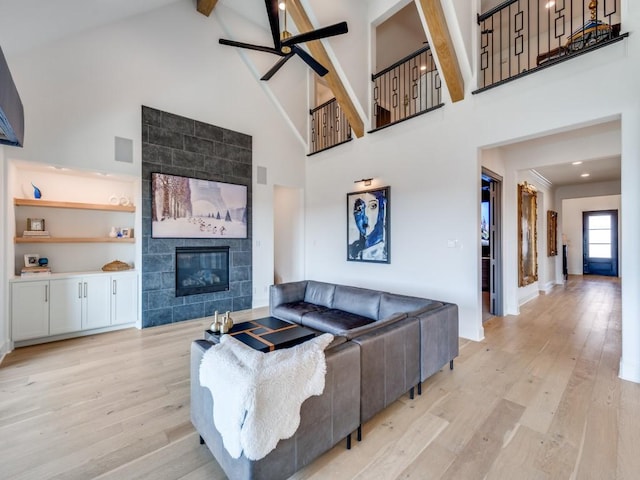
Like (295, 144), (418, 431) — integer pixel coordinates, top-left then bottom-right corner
(1, 1), (306, 315)
(562, 195), (622, 276)
(274, 185), (305, 285)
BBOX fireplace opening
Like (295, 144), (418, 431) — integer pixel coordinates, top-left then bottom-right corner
(175, 246), (229, 297)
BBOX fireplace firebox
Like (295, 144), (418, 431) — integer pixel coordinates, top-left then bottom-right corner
(175, 246), (229, 297)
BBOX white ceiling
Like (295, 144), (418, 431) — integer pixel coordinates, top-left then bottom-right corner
(533, 156), (621, 187)
(0, 0), (182, 55)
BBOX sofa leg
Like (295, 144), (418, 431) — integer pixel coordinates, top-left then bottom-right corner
(357, 425), (362, 442)
(409, 386), (415, 399)
(418, 382), (422, 395)
(199, 435), (205, 445)
(346, 433), (352, 450)
(450, 359), (454, 370)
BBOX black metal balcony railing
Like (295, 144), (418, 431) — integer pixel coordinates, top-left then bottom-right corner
(477, 0), (626, 92)
(309, 98), (352, 155)
(371, 45), (443, 131)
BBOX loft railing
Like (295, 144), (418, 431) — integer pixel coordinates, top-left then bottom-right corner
(309, 98), (352, 155)
(476, 0), (626, 92)
(371, 45), (443, 131)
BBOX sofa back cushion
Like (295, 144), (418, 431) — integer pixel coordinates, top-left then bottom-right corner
(379, 292), (442, 320)
(333, 285), (381, 320)
(303, 281), (336, 308)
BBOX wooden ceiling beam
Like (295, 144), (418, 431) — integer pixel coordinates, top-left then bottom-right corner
(286, 0), (365, 138)
(417, 0), (464, 102)
(197, 0), (219, 17)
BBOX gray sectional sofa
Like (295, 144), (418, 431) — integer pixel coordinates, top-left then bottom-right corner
(191, 280), (458, 480)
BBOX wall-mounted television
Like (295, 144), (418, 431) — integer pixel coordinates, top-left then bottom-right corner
(151, 172), (248, 239)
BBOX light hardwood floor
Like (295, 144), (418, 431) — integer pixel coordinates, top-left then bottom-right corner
(1, 275), (639, 479)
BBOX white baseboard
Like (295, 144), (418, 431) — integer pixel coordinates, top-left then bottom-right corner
(0, 340), (12, 365)
(518, 290), (539, 306)
(540, 281), (555, 294)
(619, 358), (640, 384)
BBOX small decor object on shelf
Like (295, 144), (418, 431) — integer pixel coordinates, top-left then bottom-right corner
(109, 226), (118, 238)
(27, 218), (45, 231)
(38, 257), (49, 266)
(21, 265), (51, 276)
(101, 260), (132, 271)
(31, 182), (42, 199)
(24, 254), (40, 267)
(120, 227), (133, 238)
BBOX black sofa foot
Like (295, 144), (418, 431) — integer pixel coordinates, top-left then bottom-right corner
(409, 386), (415, 399)
(357, 425), (362, 442)
(450, 359), (454, 370)
(346, 433), (352, 450)
(199, 435), (205, 445)
(418, 382), (422, 395)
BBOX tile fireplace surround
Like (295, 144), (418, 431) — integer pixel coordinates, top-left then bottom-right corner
(141, 106), (252, 328)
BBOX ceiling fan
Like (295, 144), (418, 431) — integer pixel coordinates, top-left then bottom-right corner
(219, 0), (348, 81)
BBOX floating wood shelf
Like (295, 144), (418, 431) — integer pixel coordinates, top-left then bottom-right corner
(15, 237), (135, 244)
(14, 198), (135, 213)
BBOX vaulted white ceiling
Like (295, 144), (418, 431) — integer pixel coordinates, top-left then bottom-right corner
(0, 0), (182, 55)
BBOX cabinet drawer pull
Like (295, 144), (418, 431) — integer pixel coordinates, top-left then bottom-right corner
(78, 282), (83, 299)
(45, 285), (48, 303)
(113, 280), (117, 295)
(84, 282), (88, 298)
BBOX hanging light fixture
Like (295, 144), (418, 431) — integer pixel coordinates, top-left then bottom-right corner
(279, 0), (292, 54)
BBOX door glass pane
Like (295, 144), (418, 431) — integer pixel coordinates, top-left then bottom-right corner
(589, 244), (611, 258)
(589, 215), (611, 229)
(589, 230), (611, 244)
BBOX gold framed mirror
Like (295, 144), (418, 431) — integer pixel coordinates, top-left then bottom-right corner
(547, 210), (558, 257)
(518, 182), (538, 286)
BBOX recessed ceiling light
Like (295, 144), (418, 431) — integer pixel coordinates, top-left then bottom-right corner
(572, 161), (583, 165)
(545, 1), (555, 8)
(278, 2), (286, 10)
(581, 173), (590, 177)
(420, 65), (427, 71)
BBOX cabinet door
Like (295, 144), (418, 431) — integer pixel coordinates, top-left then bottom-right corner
(111, 273), (138, 325)
(83, 276), (112, 330)
(11, 281), (50, 341)
(49, 278), (83, 335)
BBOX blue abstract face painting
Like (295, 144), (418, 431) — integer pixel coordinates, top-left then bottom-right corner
(347, 187), (389, 263)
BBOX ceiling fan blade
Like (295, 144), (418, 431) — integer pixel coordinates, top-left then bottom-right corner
(219, 38), (282, 55)
(261, 53), (295, 81)
(265, 0), (281, 49)
(281, 21), (348, 47)
(292, 45), (329, 77)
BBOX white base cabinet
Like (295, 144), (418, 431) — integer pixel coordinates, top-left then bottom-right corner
(11, 271), (138, 344)
(11, 281), (50, 341)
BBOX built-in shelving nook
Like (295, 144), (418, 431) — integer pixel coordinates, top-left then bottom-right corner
(8, 161), (138, 275)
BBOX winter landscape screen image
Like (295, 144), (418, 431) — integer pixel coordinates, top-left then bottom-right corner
(151, 173), (248, 239)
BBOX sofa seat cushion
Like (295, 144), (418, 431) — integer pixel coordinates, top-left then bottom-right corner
(271, 301), (328, 324)
(301, 309), (375, 335)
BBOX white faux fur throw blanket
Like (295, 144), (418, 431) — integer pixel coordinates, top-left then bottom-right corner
(199, 332), (334, 460)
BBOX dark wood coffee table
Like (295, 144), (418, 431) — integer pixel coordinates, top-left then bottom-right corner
(204, 316), (316, 352)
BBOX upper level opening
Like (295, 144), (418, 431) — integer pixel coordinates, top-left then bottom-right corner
(371, 2), (443, 132)
(476, 0), (626, 92)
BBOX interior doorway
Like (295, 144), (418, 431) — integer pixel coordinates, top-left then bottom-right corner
(481, 168), (503, 319)
(583, 209), (619, 276)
